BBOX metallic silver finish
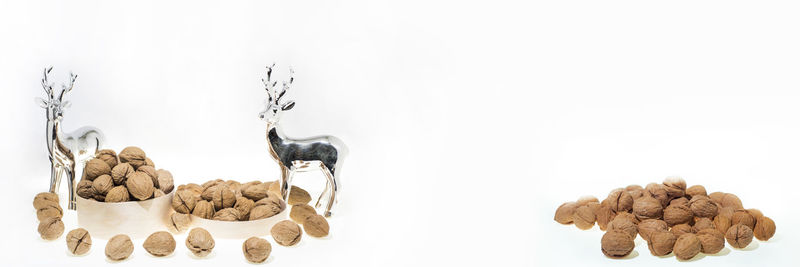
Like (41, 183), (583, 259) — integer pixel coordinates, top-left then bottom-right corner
(36, 67), (105, 210)
(259, 64), (348, 217)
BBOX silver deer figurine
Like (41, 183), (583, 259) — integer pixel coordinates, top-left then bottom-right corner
(36, 67), (105, 210)
(259, 64), (348, 217)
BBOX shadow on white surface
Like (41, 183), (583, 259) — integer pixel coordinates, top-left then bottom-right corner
(185, 250), (217, 260)
(678, 252), (705, 262)
(104, 253), (134, 263)
(707, 247), (731, 256)
(740, 240), (759, 251)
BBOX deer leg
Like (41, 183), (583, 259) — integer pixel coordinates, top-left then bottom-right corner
(279, 165), (294, 201)
(65, 165), (77, 210)
(49, 162), (61, 193)
(318, 163), (337, 217)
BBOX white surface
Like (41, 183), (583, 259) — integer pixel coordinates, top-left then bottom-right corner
(1, 0), (799, 266)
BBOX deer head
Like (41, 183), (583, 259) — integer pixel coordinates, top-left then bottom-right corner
(35, 67), (77, 122)
(259, 64), (295, 123)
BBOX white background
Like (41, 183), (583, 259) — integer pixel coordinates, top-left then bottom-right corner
(0, 0), (798, 266)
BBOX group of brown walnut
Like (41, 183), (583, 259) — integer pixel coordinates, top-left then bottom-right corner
(77, 146), (175, 202)
(554, 177), (776, 261)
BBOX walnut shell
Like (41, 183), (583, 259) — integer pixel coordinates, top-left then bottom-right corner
(242, 182), (269, 201)
(719, 193), (743, 209)
(271, 220), (302, 246)
(607, 213), (638, 239)
(178, 183), (203, 197)
(645, 183), (670, 207)
(126, 171), (155, 200)
(192, 200), (215, 219)
(250, 193), (286, 220)
(111, 163), (135, 185)
(595, 200), (616, 231)
(213, 208), (240, 221)
(105, 234), (134, 261)
(670, 197), (689, 207)
(692, 217), (714, 233)
(671, 223), (693, 237)
(685, 185), (707, 198)
(200, 185), (218, 201)
(303, 214), (330, 237)
(725, 223), (753, 249)
(713, 214), (732, 234)
(606, 189), (633, 213)
(156, 169), (174, 193)
(172, 190), (197, 214)
(201, 179), (224, 191)
(637, 219), (668, 241)
(145, 157), (155, 168)
(83, 159), (111, 181)
(212, 185), (236, 210)
(186, 228), (215, 257)
(242, 237), (272, 263)
(76, 179), (95, 200)
(92, 174), (113, 196)
(33, 192), (59, 210)
(288, 186), (312, 205)
(662, 176), (686, 199)
(576, 196), (599, 206)
(38, 217), (64, 240)
(169, 213), (192, 233)
(601, 229), (634, 258)
(36, 201), (63, 221)
(119, 146), (146, 169)
(753, 216), (776, 241)
(625, 185), (645, 199)
(290, 204), (317, 224)
(696, 229), (725, 254)
(554, 202), (577, 224)
(674, 233), (702, 260)
(95, 149), (119, 168)
(268, 181), (281, 196)
(632, 196), (662, 221)
(66, 228), (92, 255)
(143, 231), (176, 257)
(105, 186), (130, 202)
(573, 205), (596, 230)
(234, 197), (255, 221)
(647, 231), (676, 256)
(137, 166), (159, 188)
(731, 209), (756, 229)
(663, 203), (693, 226)
(689, 195), (718, 218)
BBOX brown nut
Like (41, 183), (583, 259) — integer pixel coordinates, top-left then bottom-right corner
(138, 166), (159, 188)
(212, 185), (236, 210)
(95, 149), (118, 168)
(33, 192), (59, 210)
(105, 186), (130, 202)
(713, 214), (732, 234)
(169, 212), (192, 233)
(646, 231), (676, 256)
(233, 197), (255, 221)
(554, 202), (577, 224)
(731, 209), (756, 230)
(290, 204), (317, 224)
(720, 193), (743, 209)
(663, 203), (693, 226)
(753, 216), (776, 241)
(685, 185), (707, 198)
(192, 200), (215, 219)
(172, 190), (197, 214)
(601, 229), (634, 258)
(595, 201), (616, 231)
(178, 183), (203, 197)
(36, 201), (63, 221)
(119, 146), (146, 169)
(92, 174), (114, 196)
(692, 217), (715, 233)
(576, 196), (599, 206)
(607, 213), (638, 239)
(243, 237), (272, 263)
(250, 193), (286, 220)
(632, 196), (662, 221)
(76, 179), (95, 200)
(186, 228), (215, 257)
(154, 189), (165, 198)
(156, 169), (174, 193)
(105, 234), (134, 261)
(127, 171), (155, 200)
(111, 163), (135, 186)
(303, 214), (330, 237)
(637, 219), (668, 241)
(213, 208), (240, 221)
(201, 179), (224, 190)
(670, 223), (693, 237)
(625, 185), (645, 199)
(38, 217), (64, 240)
(271, 220), (302, 246)
(674, 233), (702, 260)
(268, 181), (281, 196)
(288, 186), (312, 205)
(201, 185), (218, 201)
(145, 157), (155, 168)
(645, 183), (670, 207)
(83, 159), (111, 181)
(669, 197), (689, 207)
(66, 228), (91, 255)
(573, 205), (596, 230)
(242, 182), (269, 201)
(606, 189), (633, 213)
(662, 176), (686, 199)
(725, 223), (754, 249)
(689, 195), (718, 218)
(143, 231), (176, 257)
(696, 229), (725, 254)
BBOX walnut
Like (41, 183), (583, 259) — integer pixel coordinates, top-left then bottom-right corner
(172, 190), (197, 214)
(663, 203), (693, 226)
(708, 191), (725, 204)
(271, 220), (302, 246)
(212, 185), (236, 210)
(143, 231), (176, 257)
(576, 196), (599, 206)
(145, 157), (155, 168)
(689, 195), (718, 218)
(731, 209), (756, 229)
(192, 200), (215, 219)
(753, 216), (776, 241)
(38, 217), (64, 240)
(646, 230), (676, 256)
(76, 179), (95, 200)
(119, 146), (146, 169)
(92, 174), (113, 196)
(138, 166), (159, 188)
(692, 217), (714, 233)
(242, 182), (269, 201)
(290, 204), (317, 224)
(673, 233), (702, 260)
(226, 180), (243, 198)
(696, 229), (725, 254)
(662, 176), (686, 199)
(201, 185), (218, 201)
(156, 169), (174, 194)
(670, 223), (692, 237)
(625, 185), (645, 199)
(105, 234), (134, 261)
(153, 189), (165, 198)
(573, 205), (596, 230)
(718, 206), (735, 219)
(186, 228), (215, 257)
(606, 189), (633, 213)
(178, 183), (203, 197)
(126, 171), (154, 200)
(595, 200), (615, 231)
(66, 228), (91, 255)
(83, 158), (111, 181)
(250, 193), (286, 220)
(242, 237), (272, 263)
(202, 179), (224, 190)
(32, 192), (59, 210)
(600, 229), (634, 258)
(669, 197), (689, 207)
(111, 163), (135, 185)
(554, 202), (577, 224)
(303, 214), (330, 237)
(719, 193), (743, 209)
(95, 149), (118, 168)
(213, 208), (240, 221)
(725, 223), (754, 249)
(288, 186), (311, 205)
(645, 183), (670, 207)
(637, 219), (668, 241)
(169, 213), (192, 233)
(233, 197), (255, 221)
(685, 185), (707, 198)
(36, 201), (63, 221)
(632, 196), (662, 221)
(268, 180), (281, 196)
(747, 208), (764, 220)
(607, 213), (638, 239)
(105, 186), (130, 202)
(713, 214), (732, 234)
(240, 181), (261, 195)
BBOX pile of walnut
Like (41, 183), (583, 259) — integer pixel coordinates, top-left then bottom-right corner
(77, 146), (175, 202)
(33, 192), (65, 240)
(171, 179), (290, 221)
(554, 177), (777, 261)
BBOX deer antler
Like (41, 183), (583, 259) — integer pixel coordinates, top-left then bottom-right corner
(277, 67), (294, 102)
(41, 66), (55, 100)
(263, 63), (278, 102)
(58, 72), (78, 101)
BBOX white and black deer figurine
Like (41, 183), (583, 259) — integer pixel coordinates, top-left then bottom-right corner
(259, 64), (347, 217)
(36, 67), (105, 210)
